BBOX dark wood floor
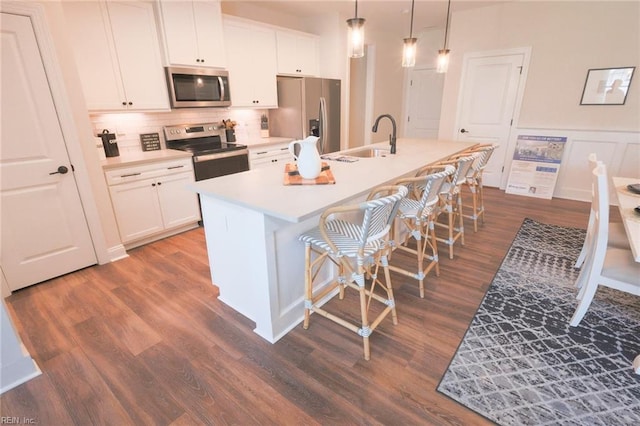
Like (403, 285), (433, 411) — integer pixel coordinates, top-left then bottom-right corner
(2, 188), (592, 425)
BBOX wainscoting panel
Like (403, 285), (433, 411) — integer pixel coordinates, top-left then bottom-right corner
(510, 129), (639, 202)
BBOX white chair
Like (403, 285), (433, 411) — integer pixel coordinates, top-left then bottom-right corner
(299, 185), (407, 360)
(574, 153), (629, 269)
(569, 163), (640, 327)
(390, 165), (455, 298)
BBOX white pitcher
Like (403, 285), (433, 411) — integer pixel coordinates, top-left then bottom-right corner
(289, 136), (321, 179)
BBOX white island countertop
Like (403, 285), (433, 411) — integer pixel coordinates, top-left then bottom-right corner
(190, 138), (476, 223)
(191, 137), (477, 343)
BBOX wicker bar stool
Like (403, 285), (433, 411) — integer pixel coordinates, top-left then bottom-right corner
(389, 165), (455, 298)
(432, 154), (478, 259)
(299, 185), (407, 360)
(459, 144), (498, 232)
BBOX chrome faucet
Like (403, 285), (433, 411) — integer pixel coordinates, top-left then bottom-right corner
(372, 114), (397, 154)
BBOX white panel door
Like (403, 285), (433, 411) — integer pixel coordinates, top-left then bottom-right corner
(406, 68), (444, 139)
(456, 53), (526, 187)
(0, 13), (96, 291)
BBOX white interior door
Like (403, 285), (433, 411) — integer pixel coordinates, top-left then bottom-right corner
(406, 68), (444, 139)
(456, 51), (528, 187)
(1, 13), (96, 292)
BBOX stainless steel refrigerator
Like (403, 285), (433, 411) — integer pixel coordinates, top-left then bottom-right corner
(268, 76), (341, 154)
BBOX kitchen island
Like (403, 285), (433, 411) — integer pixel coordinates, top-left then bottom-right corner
(190, 138), (476, 342)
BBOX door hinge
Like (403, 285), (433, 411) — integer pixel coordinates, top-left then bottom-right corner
(71, 164), (75, 172)
(518, 66), (523, 74)
(410, 80), (413, 86)
(407, 116), (411, 122)
(510, 119), (513, 126)
(502, 166), (505, 172)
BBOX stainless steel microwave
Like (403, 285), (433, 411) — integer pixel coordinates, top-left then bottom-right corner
(165, 66), (231, 108)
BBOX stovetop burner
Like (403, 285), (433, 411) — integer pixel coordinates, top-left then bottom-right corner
(169, 139), (247, 155)
(163, 122), (247, 157)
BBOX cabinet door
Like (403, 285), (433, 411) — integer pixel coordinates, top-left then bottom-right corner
(62, 1), (127, 110)
(276, 31), (319, 76)
(107, 1), (169, 110)
(158, 0), (199, 66)
(296, 34), (319, 76)
(109, 179), (164, 243)
(193, 1), (226, 68)
(276, 31), (299, 75)
(224, 20), (277, 108)
(156, 172), (201, 229)
(159, 0), (225, 68)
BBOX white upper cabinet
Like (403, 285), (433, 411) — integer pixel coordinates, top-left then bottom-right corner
(62, 1), (169, 111)
(276, 30), (319, 76)
(157, 0), (226, 68)
(223, 17), (278, 108)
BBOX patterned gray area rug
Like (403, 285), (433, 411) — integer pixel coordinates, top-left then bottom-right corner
(437, 218), (640, 425)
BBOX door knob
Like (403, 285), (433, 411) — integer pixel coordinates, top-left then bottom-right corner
(460, 128), (469, 134)
(49, 165), (69, 175)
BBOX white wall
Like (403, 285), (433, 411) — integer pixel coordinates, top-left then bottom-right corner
(367, 30), (406, 144)
(440, 1), (640, 138)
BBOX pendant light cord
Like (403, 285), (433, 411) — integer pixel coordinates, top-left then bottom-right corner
(443, 0), (451, 49)
(409, 0), (415, 38)
(355, 0), (358, 19)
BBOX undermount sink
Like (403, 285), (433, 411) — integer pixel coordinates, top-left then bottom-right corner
(347, 147), (391, 158)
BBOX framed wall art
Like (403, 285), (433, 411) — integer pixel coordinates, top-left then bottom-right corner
(580, 66), (635, 105)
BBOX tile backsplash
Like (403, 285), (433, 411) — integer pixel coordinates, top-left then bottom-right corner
(91, 109), (266, 156)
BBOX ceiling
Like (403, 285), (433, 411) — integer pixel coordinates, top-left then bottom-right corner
(221, 1), (506, 37)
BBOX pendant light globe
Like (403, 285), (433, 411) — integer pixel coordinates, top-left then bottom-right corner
(347, 0), (365, 58)
(402, 38), (417, 67)
(437, 0), (452, 73)
(437, 49), (450, 73)
(402, 0), (417, 68)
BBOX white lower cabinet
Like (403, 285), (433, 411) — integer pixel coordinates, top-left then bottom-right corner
(249, 143), (293, 169)
(105, 158), (200, 247)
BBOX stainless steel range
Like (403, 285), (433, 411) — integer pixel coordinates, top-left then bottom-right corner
(164, 122), (249, 181)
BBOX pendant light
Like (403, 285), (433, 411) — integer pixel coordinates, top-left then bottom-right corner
(347, 0), (365, 58)
(402, 0), (417, 67)
(437, 0), (452, 73)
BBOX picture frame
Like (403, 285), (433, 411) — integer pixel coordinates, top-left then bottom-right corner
(580, 66), (635, 105)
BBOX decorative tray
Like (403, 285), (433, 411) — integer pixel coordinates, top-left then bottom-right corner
(283, 162), (336, 185)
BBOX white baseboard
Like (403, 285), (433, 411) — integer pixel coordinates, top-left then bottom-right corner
(104, 244), (128, 263)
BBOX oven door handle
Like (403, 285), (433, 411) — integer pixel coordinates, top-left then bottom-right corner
(193, 148), (249, 162)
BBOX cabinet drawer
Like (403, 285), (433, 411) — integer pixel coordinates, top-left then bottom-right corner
(249, 144), (290, 160)
(105, 158), (193, 186)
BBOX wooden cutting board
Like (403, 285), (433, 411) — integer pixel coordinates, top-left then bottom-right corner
(283, 162), (336, 185)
